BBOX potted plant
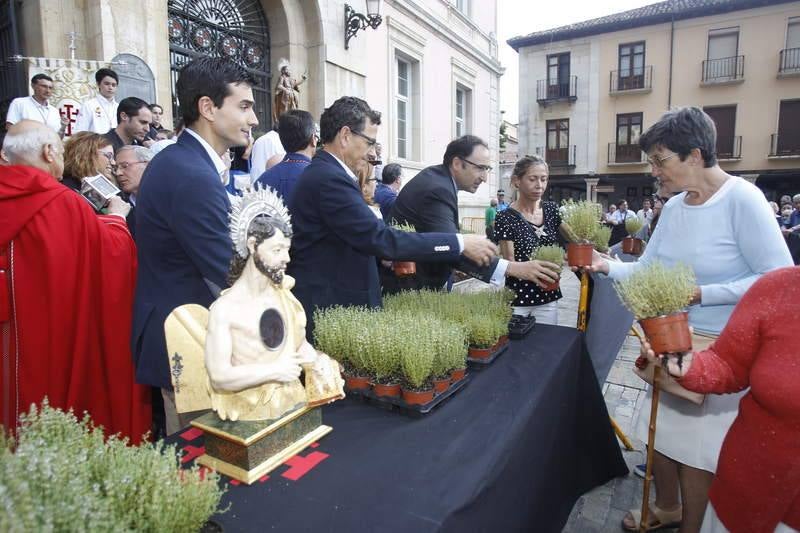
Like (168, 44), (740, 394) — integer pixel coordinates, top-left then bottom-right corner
(622, 217), (645, 255)
(314, 307), (372, 391)
(613, 261), (696, 353)
(390, 221), (417, 277)
(466, 317), (499, 359)
(592, 225), (612, 254)
(561, 199), (602, 267)
(445, 325), (468, 382)
(1, 401), (225, 531)
(365, 313), (402, 398)
(429, 321), (454, 394)
(400, 333), (435, 405)
(531, 245), (565, 291)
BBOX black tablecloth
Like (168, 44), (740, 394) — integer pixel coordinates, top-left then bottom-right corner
(169, 325), (628, 532)
(585, 274), (635, 385)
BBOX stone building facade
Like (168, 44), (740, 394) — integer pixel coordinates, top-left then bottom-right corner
(1, 0), (502, 218)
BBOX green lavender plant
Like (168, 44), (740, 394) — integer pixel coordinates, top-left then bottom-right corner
(0, 401), (225, 532)
(561, 199), (602, 242)
(625, 216), (644, 237)
(532, 244), (565, 267)
(390, 220), (416, 233)
(400, 338), (434, 390)
(592, 225), (612, 253)
(613, 261), (696, 319)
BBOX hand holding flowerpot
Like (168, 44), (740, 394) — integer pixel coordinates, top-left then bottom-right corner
(639, 335), (694, 379)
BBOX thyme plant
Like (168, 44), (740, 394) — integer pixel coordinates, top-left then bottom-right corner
(613, 261), (696, 319)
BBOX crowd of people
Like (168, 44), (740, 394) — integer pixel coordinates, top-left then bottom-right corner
(1, 56), (797, 533)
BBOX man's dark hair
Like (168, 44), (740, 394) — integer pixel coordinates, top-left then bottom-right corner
(381, 163), (402, 185)
(117, 97), (149, 122)
(443, 135), (488, 168)
(617, 198), (628, 208)
(319, 96), (381, 144)
(639, 106), (717, 168)
(277, 110), (315, 152)
(228, 215), (293, 285)
(31, 73), (53, 85)
(176, 57), (257, 127)
(149, 103), (163, 114)
(95, 68), (118, 85)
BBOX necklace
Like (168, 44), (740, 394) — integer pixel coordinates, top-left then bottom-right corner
(30, 97), (51, 125)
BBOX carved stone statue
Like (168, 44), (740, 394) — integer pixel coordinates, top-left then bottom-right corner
(204, 188), (344, 421)
(272, 59), (307, 123)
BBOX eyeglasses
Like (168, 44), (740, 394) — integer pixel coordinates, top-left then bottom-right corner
(117, 161), (146, 170)
(366, 159), (382, 166)
(350, 129), (377, 147)
(459, 157), (493, 173)
(647, 152), (677, 168)
(367, 178), (379, 182)
(99, 151), (114, 161)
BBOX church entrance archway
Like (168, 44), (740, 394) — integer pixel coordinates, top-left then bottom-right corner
(167, 0), (271, 129)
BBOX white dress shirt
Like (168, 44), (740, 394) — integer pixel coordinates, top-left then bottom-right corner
(74, 95), (118, 134)
(249, 130), (285, 183)
(6, 96), (62, 132)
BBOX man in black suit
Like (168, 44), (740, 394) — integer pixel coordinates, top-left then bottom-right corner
(132, 57), (259, 434)
(288, 97), (497, 338)
(390, 135), (547, 290)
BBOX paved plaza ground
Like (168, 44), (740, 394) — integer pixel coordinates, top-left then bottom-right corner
(456, 269), (667, 533)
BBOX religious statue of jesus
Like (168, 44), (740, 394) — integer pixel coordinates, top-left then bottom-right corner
(204, 187), (344, 422)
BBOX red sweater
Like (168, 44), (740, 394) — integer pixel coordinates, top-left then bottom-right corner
(679, 267), (800, 533)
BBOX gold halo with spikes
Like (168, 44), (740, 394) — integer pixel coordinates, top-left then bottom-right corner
(229, 184), (292, 258)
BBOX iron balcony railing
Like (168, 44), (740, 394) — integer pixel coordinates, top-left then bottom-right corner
(770, 133), (800, 157)
(536, 76), (578, 104)
(608, 143), (646, 164)
(609, 66), (653, 93)
(701, 55), (744, 83)
(779, 48), (800, 74)
(717, 135), (742, 160)
(536, 145), (576, 167)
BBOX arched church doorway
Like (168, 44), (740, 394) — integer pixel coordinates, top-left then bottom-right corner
(167, 0), (271, 130)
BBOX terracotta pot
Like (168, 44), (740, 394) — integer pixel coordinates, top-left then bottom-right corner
(433, 377), (451, 394)
(541, 278), (560, 291)
(344, 375), (371, 392)
(393, 261), (416, 277)
(468, 345), (493, 359)
(450, 368), (466, 382)
(499, 334), (509, 346)
(622, 237), (643, 255)
(371, 382), (401, 398)
(639, 311), (692, 354)
(567, 242), (594, 267)
(401, 387), (434, 405)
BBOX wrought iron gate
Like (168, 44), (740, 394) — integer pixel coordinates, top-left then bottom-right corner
(0, 0), (24, 104)
(167, 0), (271, 130)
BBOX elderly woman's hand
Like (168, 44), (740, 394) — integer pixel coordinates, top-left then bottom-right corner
(638, 336), (693, 379)
(569, 248), (613, 274)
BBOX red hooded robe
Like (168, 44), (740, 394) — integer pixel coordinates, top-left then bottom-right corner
(0, 165), (150, 443)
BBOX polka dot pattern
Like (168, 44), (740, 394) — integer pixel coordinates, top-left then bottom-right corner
(495, 201), (563, 307)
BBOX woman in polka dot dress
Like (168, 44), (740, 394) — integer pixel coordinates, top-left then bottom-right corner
(495, 155), (567, 325)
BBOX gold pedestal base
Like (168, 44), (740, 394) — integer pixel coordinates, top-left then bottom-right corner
(191, 405), (332, 485)
(196, 424), (332, 484)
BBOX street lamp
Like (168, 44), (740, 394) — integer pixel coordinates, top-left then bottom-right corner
(344, 0), (383, 50)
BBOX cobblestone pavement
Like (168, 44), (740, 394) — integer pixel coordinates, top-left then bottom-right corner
(455, 269), (667, 532)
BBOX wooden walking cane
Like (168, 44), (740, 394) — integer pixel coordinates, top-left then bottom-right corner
(576, 270), (634, 451)
(639, 364), (661, 533)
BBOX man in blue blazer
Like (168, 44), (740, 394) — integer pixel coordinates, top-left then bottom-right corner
(390, 135), (551, 291)
(131, 57), (259, 434)
(288, 96), (498, 338)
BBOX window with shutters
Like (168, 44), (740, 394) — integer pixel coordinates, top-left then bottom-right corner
(703, 28), (743, 82)
(772, 100), (800, 156)
(703, 106), (740, 160)
(780, 17), (800, 73)
(615, 113), (643, 163)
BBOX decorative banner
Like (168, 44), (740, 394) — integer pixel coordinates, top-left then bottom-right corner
(25, 57), (110, 137)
